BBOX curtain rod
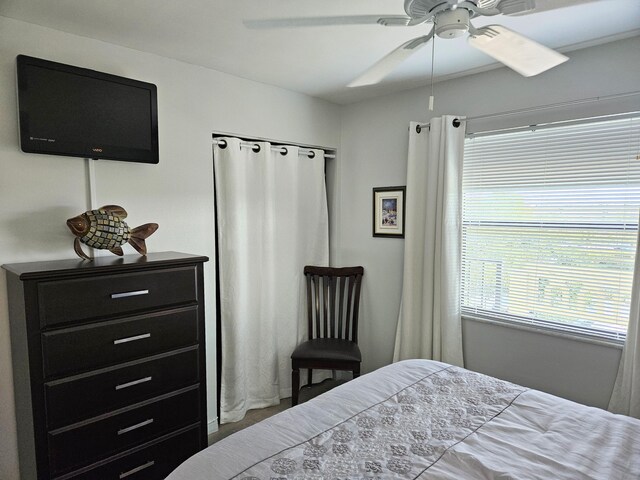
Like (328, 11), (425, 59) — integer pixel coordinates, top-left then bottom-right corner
(212, 138), (335, 159)
(212, 132), (336, 159)
(416, 90), (640, 133)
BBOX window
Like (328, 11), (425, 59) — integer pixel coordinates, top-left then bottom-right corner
(461, 115), (640, 341)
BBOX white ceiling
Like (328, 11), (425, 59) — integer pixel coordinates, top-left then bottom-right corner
(1, 0), (638, 104)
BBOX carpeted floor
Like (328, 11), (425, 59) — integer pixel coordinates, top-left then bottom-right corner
(208, 378), (346, 445)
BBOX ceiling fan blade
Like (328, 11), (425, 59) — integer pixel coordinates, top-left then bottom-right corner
(504, 0), (601, 16)
(406, 14), (435, 27)
(347, 32), (434, 87)
(468, 25), (568, 77)
(494, 0), (536, 15)
(244, 15), (411, 29)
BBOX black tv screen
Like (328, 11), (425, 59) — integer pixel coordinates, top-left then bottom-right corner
(16, 55), (159, 164)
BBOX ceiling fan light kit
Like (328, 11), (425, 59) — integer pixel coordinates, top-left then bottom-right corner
(434, 9), (470, 39)
(246, 0), (573, 87)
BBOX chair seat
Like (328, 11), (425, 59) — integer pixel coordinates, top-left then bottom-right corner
(291, 338), (362, 362)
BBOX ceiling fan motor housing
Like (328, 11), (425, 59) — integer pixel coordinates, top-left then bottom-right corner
(435, 8), (471, 38)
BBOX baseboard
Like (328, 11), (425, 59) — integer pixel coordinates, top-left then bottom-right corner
(207, 417), (219, 435)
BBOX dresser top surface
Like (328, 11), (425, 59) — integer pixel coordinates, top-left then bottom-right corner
(2, 251), (209, 279)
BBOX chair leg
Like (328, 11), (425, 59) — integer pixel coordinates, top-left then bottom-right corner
(353, 364), (360, 379)
(292, 367), (300, 406)
(307, 369), (313, 387)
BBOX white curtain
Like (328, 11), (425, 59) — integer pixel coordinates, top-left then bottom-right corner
(393, 116), (465, 366)
(609, 215), (640, 418)
(214, 137), (329, 423)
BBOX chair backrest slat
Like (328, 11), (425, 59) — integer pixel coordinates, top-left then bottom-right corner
(322, 275), (329, 338)
(345, 275), (353, 340)
(306, 274), (313, 340)
(352, 274), (363, 344)
(313, 275), (320, 337)
(303, 266), (363, 342)
(337, 276), (345, 339)
(329, 276), (337, 338)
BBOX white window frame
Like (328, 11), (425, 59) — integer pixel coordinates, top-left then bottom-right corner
(461, 112), (640, 344)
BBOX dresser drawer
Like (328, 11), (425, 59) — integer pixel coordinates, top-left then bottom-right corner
(54, 426), (201, 480)
(49, 387), (200, 475)
(45, 347), (199, 429)
(38, 266), (198, 327)
(42, 306), (199, 378)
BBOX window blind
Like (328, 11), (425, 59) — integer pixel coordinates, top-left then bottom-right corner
(462, 115), (640, 341)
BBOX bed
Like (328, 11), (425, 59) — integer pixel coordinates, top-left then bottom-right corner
(167, 359), (640, 479)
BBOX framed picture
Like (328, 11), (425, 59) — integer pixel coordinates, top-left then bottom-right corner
(372, 186), (406, 238)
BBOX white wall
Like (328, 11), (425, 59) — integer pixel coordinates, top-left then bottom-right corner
(334, 36), (640, 407)
(1, 14), (638, 479)
(0, 16), (341, 480)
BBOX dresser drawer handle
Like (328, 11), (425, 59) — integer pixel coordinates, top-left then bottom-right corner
(113, 333), (151, 345)
(117, 418), (154, 435)
(115, 376), (152, 391)
(111, 289), (149, 299)
(119, 460), (155, 478)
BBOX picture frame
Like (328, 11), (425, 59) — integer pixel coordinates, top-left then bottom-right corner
(372, 186), (406, 238)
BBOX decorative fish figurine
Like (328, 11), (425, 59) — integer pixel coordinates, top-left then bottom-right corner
(66, 205), (158, 260)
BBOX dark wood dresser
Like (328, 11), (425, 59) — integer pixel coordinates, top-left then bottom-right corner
(3, 252), (209, 480)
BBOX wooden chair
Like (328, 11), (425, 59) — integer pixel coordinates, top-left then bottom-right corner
(291, 265), (364, 406)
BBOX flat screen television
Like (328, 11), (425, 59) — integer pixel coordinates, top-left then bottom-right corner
(16, 55), (159, 164)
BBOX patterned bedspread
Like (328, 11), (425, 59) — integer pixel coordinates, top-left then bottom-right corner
(167, 360), (640, 480)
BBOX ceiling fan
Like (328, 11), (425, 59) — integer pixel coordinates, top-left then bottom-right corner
(245, 0), (576, 87)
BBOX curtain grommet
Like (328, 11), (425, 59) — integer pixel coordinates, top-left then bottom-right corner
(416, 125), (422, 134)
(280, 147), (288, 156)
(252, 144), (261, 153)
(308, 151), (316, 159)
(453, 118), (461, 128)
(217, 139), (227, 149)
